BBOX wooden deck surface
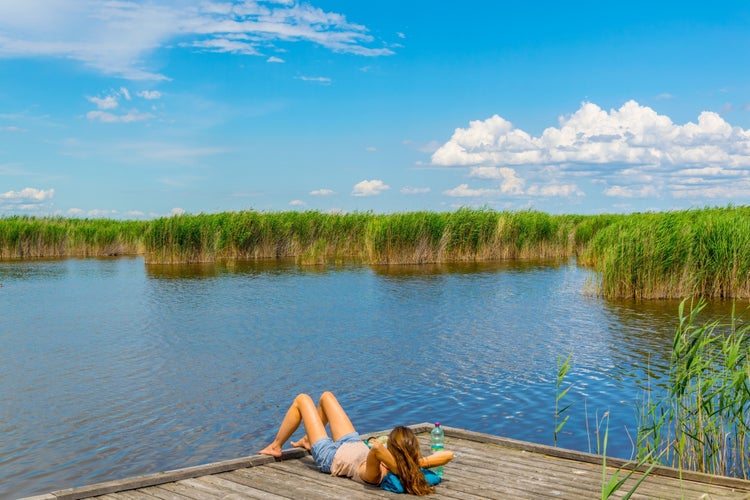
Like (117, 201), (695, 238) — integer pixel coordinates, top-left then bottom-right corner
(24, 424), (750, 500)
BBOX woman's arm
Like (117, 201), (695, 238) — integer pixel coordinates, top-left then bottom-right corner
(419, 450), (454, 468)
(360, 441), (396, 484)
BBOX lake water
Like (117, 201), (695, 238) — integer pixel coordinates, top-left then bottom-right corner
(0, 257), (742, 498)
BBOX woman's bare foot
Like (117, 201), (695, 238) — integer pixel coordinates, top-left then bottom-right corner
(259, 444), (283, 458)
(290, 435), (311, 451)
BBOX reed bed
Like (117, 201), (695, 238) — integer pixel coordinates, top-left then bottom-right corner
(0, 216), (146, 259)
(142, 209), (581, 265)
(582, 206), (750, 299)
(143, 211), (371, 264)
(2, 206), (750, 299)
(636, 299), (750, 479)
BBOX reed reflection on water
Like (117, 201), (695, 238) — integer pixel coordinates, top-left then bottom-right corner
(1, 257), (744, 498)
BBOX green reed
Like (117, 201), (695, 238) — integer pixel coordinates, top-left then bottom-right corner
(3, 206), (750, 299)
(0, 216), (146, 259)
(584, 206), (750, 299)
(142, 209), (581, 265)
(636, 298), (750, 479)
(554, 353), (573, 447)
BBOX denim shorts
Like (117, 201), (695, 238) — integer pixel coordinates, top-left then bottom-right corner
(310, 432), (361, 473)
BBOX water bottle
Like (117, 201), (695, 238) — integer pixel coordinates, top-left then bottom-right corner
(430, 422), (445, 476)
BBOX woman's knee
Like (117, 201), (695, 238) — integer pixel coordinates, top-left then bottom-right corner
(294, 393), (315, 407)
(320, 391), (336, 404)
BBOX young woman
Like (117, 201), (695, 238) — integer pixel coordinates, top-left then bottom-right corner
(259, 391), (454, 495)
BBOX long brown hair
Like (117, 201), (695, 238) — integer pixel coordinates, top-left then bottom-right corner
(387, 426), (435, 496)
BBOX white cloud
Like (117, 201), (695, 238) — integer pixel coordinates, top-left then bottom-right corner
(527, 184), (585, 197)
(87, 94), (119, 110)
(603, 185), (659, 198)
(138, 90), (162, 100)
(433, 100), (750, 203)
(0, 1), (393, 80)
(468, 166), (525, 194)
(310, 189), (335, 196)
(401, 187), (430, 195)
(87, 209), (118, 217)
(119, 87), (131, 100)
(67, 207), (85, 216)
(170, 207), (185, 216)
(289, 199), (305, 206)
(352, 179), (390, 197)
(296, 75), (332, 84)
(443, 184), (497, 197)
(434, 100), (750, 168)
(87, 109), (154, 123)
(266, 56), (285, 63)
(0, 187), (54, 202)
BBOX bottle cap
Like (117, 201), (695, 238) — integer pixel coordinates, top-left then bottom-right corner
(434, 422), (440, 426)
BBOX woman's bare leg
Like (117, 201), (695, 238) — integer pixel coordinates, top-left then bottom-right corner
(259, 393), (328, 458)
(316, 391), (356, 440)
(289, 391), (357, 448)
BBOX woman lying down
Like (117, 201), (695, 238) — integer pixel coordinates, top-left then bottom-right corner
(260, 391), (454, 495)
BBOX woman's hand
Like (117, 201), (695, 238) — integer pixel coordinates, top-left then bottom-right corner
(419, 450), (455, 468)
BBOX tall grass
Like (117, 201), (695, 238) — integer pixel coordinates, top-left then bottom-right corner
(0, 216), (146, 259)
(583, 206), (750, 299)
(143, 209), (580, 265)
(636, 298), (750, 479)
(3, 206), (750, 299)
(143, 211), (371, 264)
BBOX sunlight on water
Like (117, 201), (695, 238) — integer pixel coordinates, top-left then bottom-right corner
(1, 258), (745, 498)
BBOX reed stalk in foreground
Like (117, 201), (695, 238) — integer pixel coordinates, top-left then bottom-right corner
(554, 353), (573, 447)
(636, 298), (750, 479)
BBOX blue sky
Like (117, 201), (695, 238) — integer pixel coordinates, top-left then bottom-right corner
(1, 1), (750, 218)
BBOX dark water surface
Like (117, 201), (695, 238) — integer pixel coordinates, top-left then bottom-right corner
(0, 257), (742, 498)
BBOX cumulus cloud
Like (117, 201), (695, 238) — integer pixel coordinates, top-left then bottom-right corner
(401, 187), (430, 195)
(603, 185), (659, 198)
(0, 187), (54, 212)
(527, 184), (585, 197)
(468, 166), (524, 194)
(289, 199), (305, 206)
(310, 188), (334, 196)
(87, 94), (119, 110)
(0, 1), (393, 80)
(138, 90), (162, 99)
(85, 88), (156, 123)
(266, 56), (285, 63)
(352, 179), (390, 197)
(87, 109), (154, 123)
(0, 187), (54, 202)
(443, 184), (497, 197)
(432, 100), (750, 203)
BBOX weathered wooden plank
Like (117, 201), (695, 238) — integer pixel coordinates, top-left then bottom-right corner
(233, 462), (385, 499)
(172, 478), (231, 498)
(131, 486), (193, 500)
(151, 481), (226, 500)
(196, 474), (289, 499)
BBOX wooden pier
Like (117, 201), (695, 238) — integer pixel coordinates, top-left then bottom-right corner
(23, 424), (750, 499)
